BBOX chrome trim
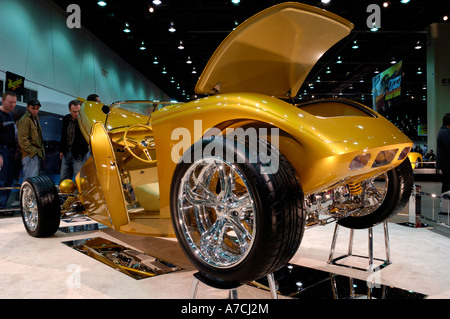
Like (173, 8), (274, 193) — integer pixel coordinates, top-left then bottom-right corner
(305, 173), (388, 227)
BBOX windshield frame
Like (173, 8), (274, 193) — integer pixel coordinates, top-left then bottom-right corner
(104, 100), (177, 128)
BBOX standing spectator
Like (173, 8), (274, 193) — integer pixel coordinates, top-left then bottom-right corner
(428, 150), (436, 161)
(437, 113), (450, 214)
(0, 91), (17, 213)
(17, 99), (45, 180)
(59, 100), (90, 181)
(87, 94), (101, 102)
(422, 144), (428, 155)
(437, 113), (450, 193)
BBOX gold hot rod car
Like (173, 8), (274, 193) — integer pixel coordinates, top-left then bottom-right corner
(20, 3), (413, 286)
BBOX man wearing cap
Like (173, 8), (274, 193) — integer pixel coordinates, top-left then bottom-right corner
(17, 99), (45, 180)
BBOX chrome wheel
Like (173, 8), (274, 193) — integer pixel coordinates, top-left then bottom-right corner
(21, 184), (38, 232)
(177, 158), (256, 268)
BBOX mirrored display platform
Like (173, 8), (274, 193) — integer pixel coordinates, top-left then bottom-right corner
(59, 216), (108, 233)
(62, 237), (181, 280)
(253, 264), (427, 299)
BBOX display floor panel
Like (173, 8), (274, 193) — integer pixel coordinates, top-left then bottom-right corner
(1, 212), (449, 299)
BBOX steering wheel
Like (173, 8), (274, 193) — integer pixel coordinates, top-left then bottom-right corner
(123, 124), (156, 163)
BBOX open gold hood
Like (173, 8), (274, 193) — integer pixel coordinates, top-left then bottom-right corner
(195, 2), (354, 98)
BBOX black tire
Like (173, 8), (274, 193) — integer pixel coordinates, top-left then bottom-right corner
(20, 175), (61, 237)
(338, 157), (413, 229)
(170, 136), (305, 286)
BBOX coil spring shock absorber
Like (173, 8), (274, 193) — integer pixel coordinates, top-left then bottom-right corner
(348, 182), (363, 195)
(62, 195), (77, 211)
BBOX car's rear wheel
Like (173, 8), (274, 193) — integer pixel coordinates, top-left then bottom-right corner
(170, 137), (305, 286)
(337, 157), (413, 229)
(20, 175), (61, 237)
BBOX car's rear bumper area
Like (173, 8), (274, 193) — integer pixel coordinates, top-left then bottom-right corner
(297, 138), (412, 195)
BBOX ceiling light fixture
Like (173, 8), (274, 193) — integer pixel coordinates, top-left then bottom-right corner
(139, 41), (146, 50)
(97, 1), (107, 6)
(192, 67), (197, 74)
(169, 21), (176, 32)
(162, 67), (167, 74)
(391, 58), (397, 64)
(352, 40), (359, 49)
(444, 16), (449, 21)
(148, 6), (154, 13)
(326, 67), (331, 74)
(123, 23), (131, 33)
(153, 0), (162, 5)
(415, 41), (422, 49)
(336, 56), (342, 63)
(153, 57), (158, 64)
(383, 1), (389, 7)
(231, 0), (240, 4)
(321, 0), (331, 4)
(178, 41), (184, 49)
(186, 56), (192, 64)
(417, 67), (422, 74)
(400, 0), (410, 3)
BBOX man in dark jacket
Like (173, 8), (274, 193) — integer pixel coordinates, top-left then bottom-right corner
(437, 113), (450, 202)
(59, 99), (89, 181)
(0, 91), (17, 212)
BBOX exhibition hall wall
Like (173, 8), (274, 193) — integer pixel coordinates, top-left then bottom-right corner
(0, 0), (170, 180)
(0, 0), (170, 115)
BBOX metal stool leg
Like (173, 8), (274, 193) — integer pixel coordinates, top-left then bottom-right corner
(328, 223), (340, 263)
(228, 289), (238, 299)
(267, 273), (278, 299)
(368, 227), (374, 271)
(383, 221), (391, 263)
(328, 222), (391, 271)
(348, 228), (354, 256)
(190, 277), (200, 299)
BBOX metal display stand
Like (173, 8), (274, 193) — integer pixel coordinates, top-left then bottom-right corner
(190, 272), (278, 299)
(327, 221), (391, 272)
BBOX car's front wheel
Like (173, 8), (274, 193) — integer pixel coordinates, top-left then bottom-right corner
(20, 175), (61, 237)
(170, 137), (305, 286)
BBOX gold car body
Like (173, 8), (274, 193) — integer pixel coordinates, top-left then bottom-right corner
(75, 3), (412, 237)
(408, 152), (423, 169)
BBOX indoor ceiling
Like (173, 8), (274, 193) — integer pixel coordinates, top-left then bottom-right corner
(50, 0), (449, 105)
